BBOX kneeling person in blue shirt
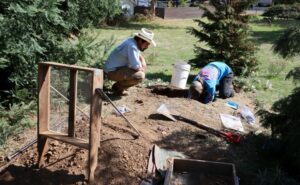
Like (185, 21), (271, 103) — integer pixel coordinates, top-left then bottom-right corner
(189, 61), (235, 104)
(104, 28), (156, 95)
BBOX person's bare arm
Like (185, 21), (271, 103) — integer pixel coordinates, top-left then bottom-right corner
(139, 55), (147, 72)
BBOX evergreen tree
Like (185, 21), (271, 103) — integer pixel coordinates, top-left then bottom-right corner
(259, 26), (300, 178)
(188, 0), (257, 76)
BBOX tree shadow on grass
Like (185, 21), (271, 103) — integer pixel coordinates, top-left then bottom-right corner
(0, 165), (85, 185)
(250, 19), (299, 45)
(251, 30), (283, 45)
(251, 19), (299, 28)
(100, 22), (180, 31)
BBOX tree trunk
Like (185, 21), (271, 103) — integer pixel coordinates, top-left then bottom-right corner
(150, 0), (157, 17)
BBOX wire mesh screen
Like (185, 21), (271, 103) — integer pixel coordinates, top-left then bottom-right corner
(49, 67), (92, 141)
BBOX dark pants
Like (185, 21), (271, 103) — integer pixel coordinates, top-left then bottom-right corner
(219, 73), (234, 98)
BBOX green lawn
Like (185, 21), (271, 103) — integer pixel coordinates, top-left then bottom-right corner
(92, 17), (300, 107)
(249, 19), (300, 107)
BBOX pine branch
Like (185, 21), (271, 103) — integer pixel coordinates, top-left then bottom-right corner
(273, 26), (300, 58)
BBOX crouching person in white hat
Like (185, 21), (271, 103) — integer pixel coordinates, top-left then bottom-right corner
(104, 28), (156, 96)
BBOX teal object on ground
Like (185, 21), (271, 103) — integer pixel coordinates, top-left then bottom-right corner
(226, 100), (239, 110)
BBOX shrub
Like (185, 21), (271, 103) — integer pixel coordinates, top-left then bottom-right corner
(258, 85), (300, 178)
(49, 30), (115, 68)
(254, 168), (299, 185)
(179, 0), (189, 7)
(273, 26), (300, 58)
(75, 0), (122, 27)
(263, 3), (300, 19)
(132, 10), (153, 22)
(0, 0), (72, 105)
(258, 67), (300, 178)
(0, 102), (36, 146)
(274, 0), (300, 4)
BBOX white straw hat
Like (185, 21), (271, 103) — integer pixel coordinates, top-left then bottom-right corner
(133, 28), (156, 47)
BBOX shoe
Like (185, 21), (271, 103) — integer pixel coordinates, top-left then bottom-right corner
(113, 90), (129, 96)
(121, 91), (130, 96)
(112, 84), (130, 96)
(112, 86), (129, 96)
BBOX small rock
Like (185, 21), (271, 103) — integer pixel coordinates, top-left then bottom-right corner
(157, 126), (165, 131)
(123, 155), (129, 160)
(52, 141), (59, 146)
(29, 153), (35, 158)
(162, 131), (167, 135)
(135, 99), (143, 104)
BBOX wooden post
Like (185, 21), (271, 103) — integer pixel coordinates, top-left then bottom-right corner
(37, 64), (51, 167)
(68, 69), (78, 137)
(88, 69), (103, 183)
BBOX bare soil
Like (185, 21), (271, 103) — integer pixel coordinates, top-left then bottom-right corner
(0, 85), (264, 185)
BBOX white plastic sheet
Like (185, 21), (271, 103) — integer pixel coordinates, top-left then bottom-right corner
(220, 113), (244, 132)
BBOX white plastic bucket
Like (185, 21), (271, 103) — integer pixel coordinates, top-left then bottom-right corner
(170, 63), (191, 89)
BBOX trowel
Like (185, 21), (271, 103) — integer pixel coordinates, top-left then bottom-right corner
(156, 104), (177, 121)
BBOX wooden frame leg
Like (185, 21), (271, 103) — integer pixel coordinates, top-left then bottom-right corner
(38, 136), (49, 167)
(88, 93), (101, 183)
(88, 154), (97, 183)
(88, 70), (102, 183)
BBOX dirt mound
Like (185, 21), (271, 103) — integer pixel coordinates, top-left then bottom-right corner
(0, 85), (259, 185)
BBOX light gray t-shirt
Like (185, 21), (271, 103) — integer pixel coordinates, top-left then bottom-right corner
(104, 38), (141, 72)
